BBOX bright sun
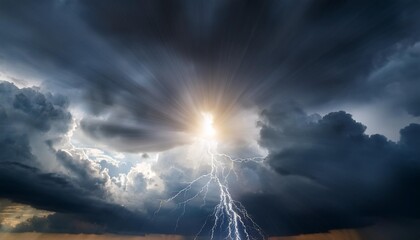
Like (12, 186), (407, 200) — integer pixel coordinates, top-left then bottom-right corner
(200, 112), (217, 140)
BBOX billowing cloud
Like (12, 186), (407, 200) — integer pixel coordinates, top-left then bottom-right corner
(0, 82), (148, 234)
(244, 103), (420, 235)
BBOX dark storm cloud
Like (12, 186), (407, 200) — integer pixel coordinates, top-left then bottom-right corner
(1, 163), (145, 234)
(0, 81), (71, 167)
(0, 0), (195, 151)
(243, 103), (420, 235)
(1, 0), (420, 152)
(79, 0), (420, 105)
(0, 81), (147, 234)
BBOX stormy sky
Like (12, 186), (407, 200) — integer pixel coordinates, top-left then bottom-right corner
(1, 0), (420, 239)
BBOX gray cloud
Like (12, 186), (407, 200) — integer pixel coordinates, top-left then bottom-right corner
(0, 81), (148, 234)
(245, 103), (420, 235)
(366, 43), (420, 116)
(0, 81), (71, 167)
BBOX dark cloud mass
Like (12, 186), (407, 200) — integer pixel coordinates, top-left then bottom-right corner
(0, 81), (71, 167)
(0, 82), (146, 234)
(0, 0), (420, 238)
(248, 104), (420, 235)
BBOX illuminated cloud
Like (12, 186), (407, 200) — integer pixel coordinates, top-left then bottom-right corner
(0, 199), (53, 230)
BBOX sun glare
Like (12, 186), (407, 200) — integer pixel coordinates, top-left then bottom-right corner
(200, 112), (216, 140)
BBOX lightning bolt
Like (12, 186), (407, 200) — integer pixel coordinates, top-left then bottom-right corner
(156, 138), (266, 240)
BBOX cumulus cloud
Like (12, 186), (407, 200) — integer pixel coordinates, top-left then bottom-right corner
(245, 103), (420, 235)
(0, 81), (149, 234)
(0, 81), (71, 167)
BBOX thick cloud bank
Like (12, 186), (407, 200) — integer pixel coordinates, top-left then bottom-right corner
(246, 104), (420, 235)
